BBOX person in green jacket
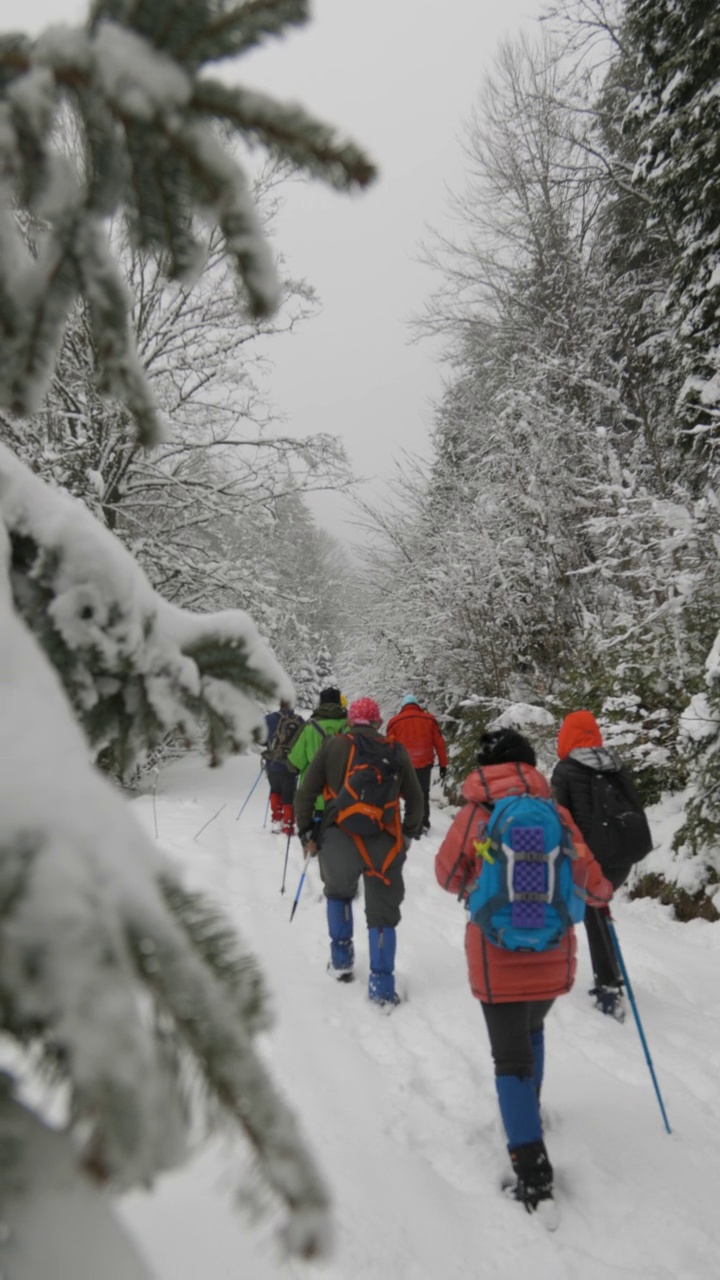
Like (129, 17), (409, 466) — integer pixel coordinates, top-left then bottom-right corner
(287, 687), (347, 817)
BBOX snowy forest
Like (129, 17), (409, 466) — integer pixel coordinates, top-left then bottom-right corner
(0, 0), (719, 1275)
(354, 0), (720, 917)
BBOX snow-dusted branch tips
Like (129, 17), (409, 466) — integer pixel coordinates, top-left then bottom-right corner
(0, 1), (376, 443)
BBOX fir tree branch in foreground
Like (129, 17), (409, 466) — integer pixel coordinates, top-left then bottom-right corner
(0, 557), (331, 1257)
(0, 3), (376, 443)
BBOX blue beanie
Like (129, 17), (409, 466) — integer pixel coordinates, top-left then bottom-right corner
(401, 695), (419, 708)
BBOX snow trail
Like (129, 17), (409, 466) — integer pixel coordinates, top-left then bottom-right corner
(122, 753), (720, 1280)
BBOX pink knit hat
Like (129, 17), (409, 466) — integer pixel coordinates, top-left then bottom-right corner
(348, 697), (382, 726)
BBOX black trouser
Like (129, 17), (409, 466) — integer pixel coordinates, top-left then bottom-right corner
(265, 763), (296, 805)
(481, 999), (555, 1077)
(415, 764), (432, 828)
(585, 864), (629, 988)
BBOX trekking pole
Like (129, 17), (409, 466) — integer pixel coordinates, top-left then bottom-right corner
(262, 794), (270, 830)
(607, 917), (672, 1135)
(235, 766), (264, 821)
(192, 802), (226, 843)
(280, 830), (293, 895)
(289, 852), (311, 922)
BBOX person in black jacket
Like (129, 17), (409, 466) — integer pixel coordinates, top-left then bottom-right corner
(551, 709), (652, 1020)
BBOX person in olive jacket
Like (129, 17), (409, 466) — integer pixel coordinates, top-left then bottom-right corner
(296, 697), (423, 1007)
(551, 709), (651, 1020)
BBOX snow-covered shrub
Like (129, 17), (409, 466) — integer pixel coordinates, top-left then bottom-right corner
(444, 697), (557, 797)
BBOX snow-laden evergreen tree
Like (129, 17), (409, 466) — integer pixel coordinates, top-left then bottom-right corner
(624, 0), (720, 450)
(621, 0), (720, 903)
(0, 0), (375, 1269)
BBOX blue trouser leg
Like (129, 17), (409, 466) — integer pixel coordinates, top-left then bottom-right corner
(530, 1028), (544, 1098)
(368, 925), (396, 1002)
(327, 898), (354, 972)
(495, 1074), (543, 1150)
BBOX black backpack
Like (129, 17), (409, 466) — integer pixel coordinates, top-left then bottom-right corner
(266, 712), (304, 764)
(331, 733), (403, 839)
(588, 769), (653, 867)
(326, 733), (405, 882)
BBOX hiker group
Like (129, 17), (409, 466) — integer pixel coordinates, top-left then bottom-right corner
(262, 687), (444, 1006)
(255, 693), (653, 1217)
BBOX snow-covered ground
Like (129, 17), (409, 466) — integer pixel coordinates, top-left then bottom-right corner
(120, 752), (720, 1279)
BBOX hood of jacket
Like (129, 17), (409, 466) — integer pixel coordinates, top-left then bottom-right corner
(391, 702), (429, 721)
(312, 701), (347, 723)
(461, 761), (550, 805)
(557, 710), (602, 759)
(567, 746), (623, 773)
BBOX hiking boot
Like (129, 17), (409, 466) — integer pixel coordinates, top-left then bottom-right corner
(327, 962), (354, 984)
(369, 991), (402, 1013)
(506, 1140), (554, 1213)
(590, 984), (626, 1022)
(270, 819), (283, 835)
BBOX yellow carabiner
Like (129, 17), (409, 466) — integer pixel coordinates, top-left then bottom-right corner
(473, 838), (495, 865)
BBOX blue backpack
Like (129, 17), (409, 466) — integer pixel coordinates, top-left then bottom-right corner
(466, 794), (585, 951)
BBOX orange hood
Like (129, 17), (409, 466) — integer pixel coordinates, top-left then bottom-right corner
(557, 710), (602, 760)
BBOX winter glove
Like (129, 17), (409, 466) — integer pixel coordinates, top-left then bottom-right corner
(299, 828), (318, 856)
(439, 766), (448, 781)
(403, 825), (423, 842)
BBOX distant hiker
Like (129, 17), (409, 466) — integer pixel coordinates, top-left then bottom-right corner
(263, 700), (305, 835)
(435, 728), (613, 1216)
(386, 695), (448, 833)
(295, 696), (424, 1008)
(287, 686), (348, 831)
(551, 710), (653, 1021)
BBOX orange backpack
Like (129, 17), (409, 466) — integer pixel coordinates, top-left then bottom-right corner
(324, 732), (404, 883)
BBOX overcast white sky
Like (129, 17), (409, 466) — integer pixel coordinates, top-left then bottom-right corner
(241, 0), (545, 541)
(21, 0), (543, 542)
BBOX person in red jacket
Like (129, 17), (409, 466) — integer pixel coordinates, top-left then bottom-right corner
(435, 728), (613, 1215)
(386, 695), (448, 833)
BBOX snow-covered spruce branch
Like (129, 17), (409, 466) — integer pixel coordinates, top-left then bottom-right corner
(0, 6), (375, 441)
(0, 567), (330, 1257)
(0, 443), (292, 772)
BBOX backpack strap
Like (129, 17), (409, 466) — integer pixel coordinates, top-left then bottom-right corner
(323, 739), (356, 810)
(310, 720), (328, 739)
(476, 767), (494, 805)
(513, 761), (530, 789)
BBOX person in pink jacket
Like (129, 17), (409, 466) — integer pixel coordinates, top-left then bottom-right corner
(435, 728), (613, 1215)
